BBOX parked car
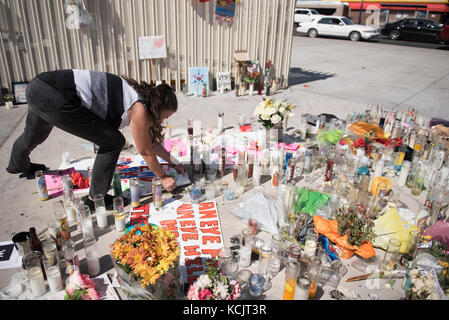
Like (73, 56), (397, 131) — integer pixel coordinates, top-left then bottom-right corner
(296, 16), (380, 41)
(440, 24), (449, 44)
(294, 8), (321, 26)
(382, 19), (443, 43)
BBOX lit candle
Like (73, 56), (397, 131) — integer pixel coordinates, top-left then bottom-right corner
(96, 207), (108, 229)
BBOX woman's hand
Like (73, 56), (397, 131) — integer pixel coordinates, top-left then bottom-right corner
(161, 175), (176, 192)
(173, 163), (187, 176)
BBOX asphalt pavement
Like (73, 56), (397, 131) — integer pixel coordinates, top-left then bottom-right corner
(1, 34), (448, 299)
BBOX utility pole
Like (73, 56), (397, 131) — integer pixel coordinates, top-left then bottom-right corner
(358, 0), (365, 24)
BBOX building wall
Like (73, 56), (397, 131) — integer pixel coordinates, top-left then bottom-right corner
(0, 0), (295, 92)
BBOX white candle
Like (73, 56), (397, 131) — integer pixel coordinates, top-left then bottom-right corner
(115, 213), (126, 232)
(66, 206), (76, 223)
(81, 218), (95, 238)
(373, 159), (385, 178)
(96, 207), (108, 229)
(218, 116), (223, 133)
(239, 246), (252, 267)
(28, 267), (47, 297)
(398, 161), (411, 187)
(86, 251), (101, 276)
(302, 240), (317, 258)
(294, 278), (310, 300)
(46, 266), (63, 293)
(253, 164), (261, 187)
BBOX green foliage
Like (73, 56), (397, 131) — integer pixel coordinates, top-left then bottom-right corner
(336, 206), (374, 247)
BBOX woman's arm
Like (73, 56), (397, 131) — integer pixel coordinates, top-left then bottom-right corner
(128, 102), (176, 190)
(152, 142), (187, 175)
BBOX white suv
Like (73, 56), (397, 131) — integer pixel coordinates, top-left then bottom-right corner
(294, 8), (321, 26)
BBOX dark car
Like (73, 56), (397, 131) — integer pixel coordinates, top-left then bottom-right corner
(382, 18), (442, 43)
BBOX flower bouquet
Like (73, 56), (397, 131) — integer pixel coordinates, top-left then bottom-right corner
(187, 259), (241, 300)
(71, 171), (90, 189)
(254, 99), (295, 145)
(110, 224), (183, 300)
(64, 270), (100, 300)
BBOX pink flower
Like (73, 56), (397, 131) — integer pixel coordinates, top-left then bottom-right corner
(229, 280), (241, 300)
(198, 289), (212, 300)
(187, 285), (199, 300)
(64, 271), (100, 300)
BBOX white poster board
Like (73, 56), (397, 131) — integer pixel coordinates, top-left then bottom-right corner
(138, 36), (167, 60)
(216, 72), (231, 92)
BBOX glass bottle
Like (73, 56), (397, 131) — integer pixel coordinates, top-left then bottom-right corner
(239, 228), (253, 267)
(269, 233), (282, 275)
(235, 164), (247, 195)
(62, 239), (79, 275)
(283, 261), (299, 300)
(258, 244), (273, 291)
(307, 256), (322, 299)
(29, 227), (43, 254)
(411, 167), (425, 196)
(112, 168), (123, 197)
(54, 200), (71, 240)
(47, 220), (63, 252)
(380, 238), (402, 272)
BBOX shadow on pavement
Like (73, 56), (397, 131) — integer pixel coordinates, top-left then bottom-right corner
(288, 67), (336, 87)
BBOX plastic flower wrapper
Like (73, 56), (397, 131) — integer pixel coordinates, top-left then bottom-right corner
(110, 224), (183, 300)
(187, 259), (241, 300)
(64, 270), (100, 300)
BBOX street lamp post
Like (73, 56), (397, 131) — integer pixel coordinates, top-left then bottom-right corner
(358, 0), (364, 24)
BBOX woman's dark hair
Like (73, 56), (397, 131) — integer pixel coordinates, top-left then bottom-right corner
(122, 76), (177, 143)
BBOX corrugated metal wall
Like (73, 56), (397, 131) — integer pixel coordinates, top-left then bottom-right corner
(0, 0), (295, 92)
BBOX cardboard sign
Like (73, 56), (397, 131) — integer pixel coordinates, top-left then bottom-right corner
(216, 71), (231, 92)
(148, 201), (223, 285)
(189, 67), (209, 96)
(138, 36), (167, 60)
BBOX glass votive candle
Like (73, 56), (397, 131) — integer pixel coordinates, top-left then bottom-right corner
(205, 184), (216, 200)
(43, 255), (63, 294)
(84, 236), (101, 277)
(221, 259), (239, 280)
(94, 194), (108, 229)
(303, 228), (318, 258)
(113, 197), (126, 232)
(218, 247), (232, 269)
(23, 251), (47, 297)
(294, 277), (311, 300)
(249, 273), (265, 297)
(223, 187), (235, 201)
(189, 184), (202, 203)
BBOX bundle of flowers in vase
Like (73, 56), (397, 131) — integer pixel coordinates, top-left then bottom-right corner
(64, 270), (100, 300)
(254, 99), (295, 130)
(187, 259), (241, 300)
(110, 224), (183, 300)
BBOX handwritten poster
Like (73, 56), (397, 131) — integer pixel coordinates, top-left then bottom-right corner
(215, 0), (238, 23)
(216, 71), (231, 92)
(138, 36), (167, 60)
(148, 202), (224, 285)
(189, 67), (209, 96)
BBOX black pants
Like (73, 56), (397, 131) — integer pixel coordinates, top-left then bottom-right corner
(7, 78), (125, 198)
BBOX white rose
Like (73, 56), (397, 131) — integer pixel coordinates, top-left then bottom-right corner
(266, 107), (276, 115)
(279, 106), (286, 114)
(271, 114), (282, 124)
(261, 112), (271, 121)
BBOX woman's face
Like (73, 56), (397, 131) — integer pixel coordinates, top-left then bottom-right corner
(160, 109), (175, 122)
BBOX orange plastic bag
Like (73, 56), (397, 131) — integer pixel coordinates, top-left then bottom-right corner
(349, 122), (387, 140)
(313, 216), (376, 259)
